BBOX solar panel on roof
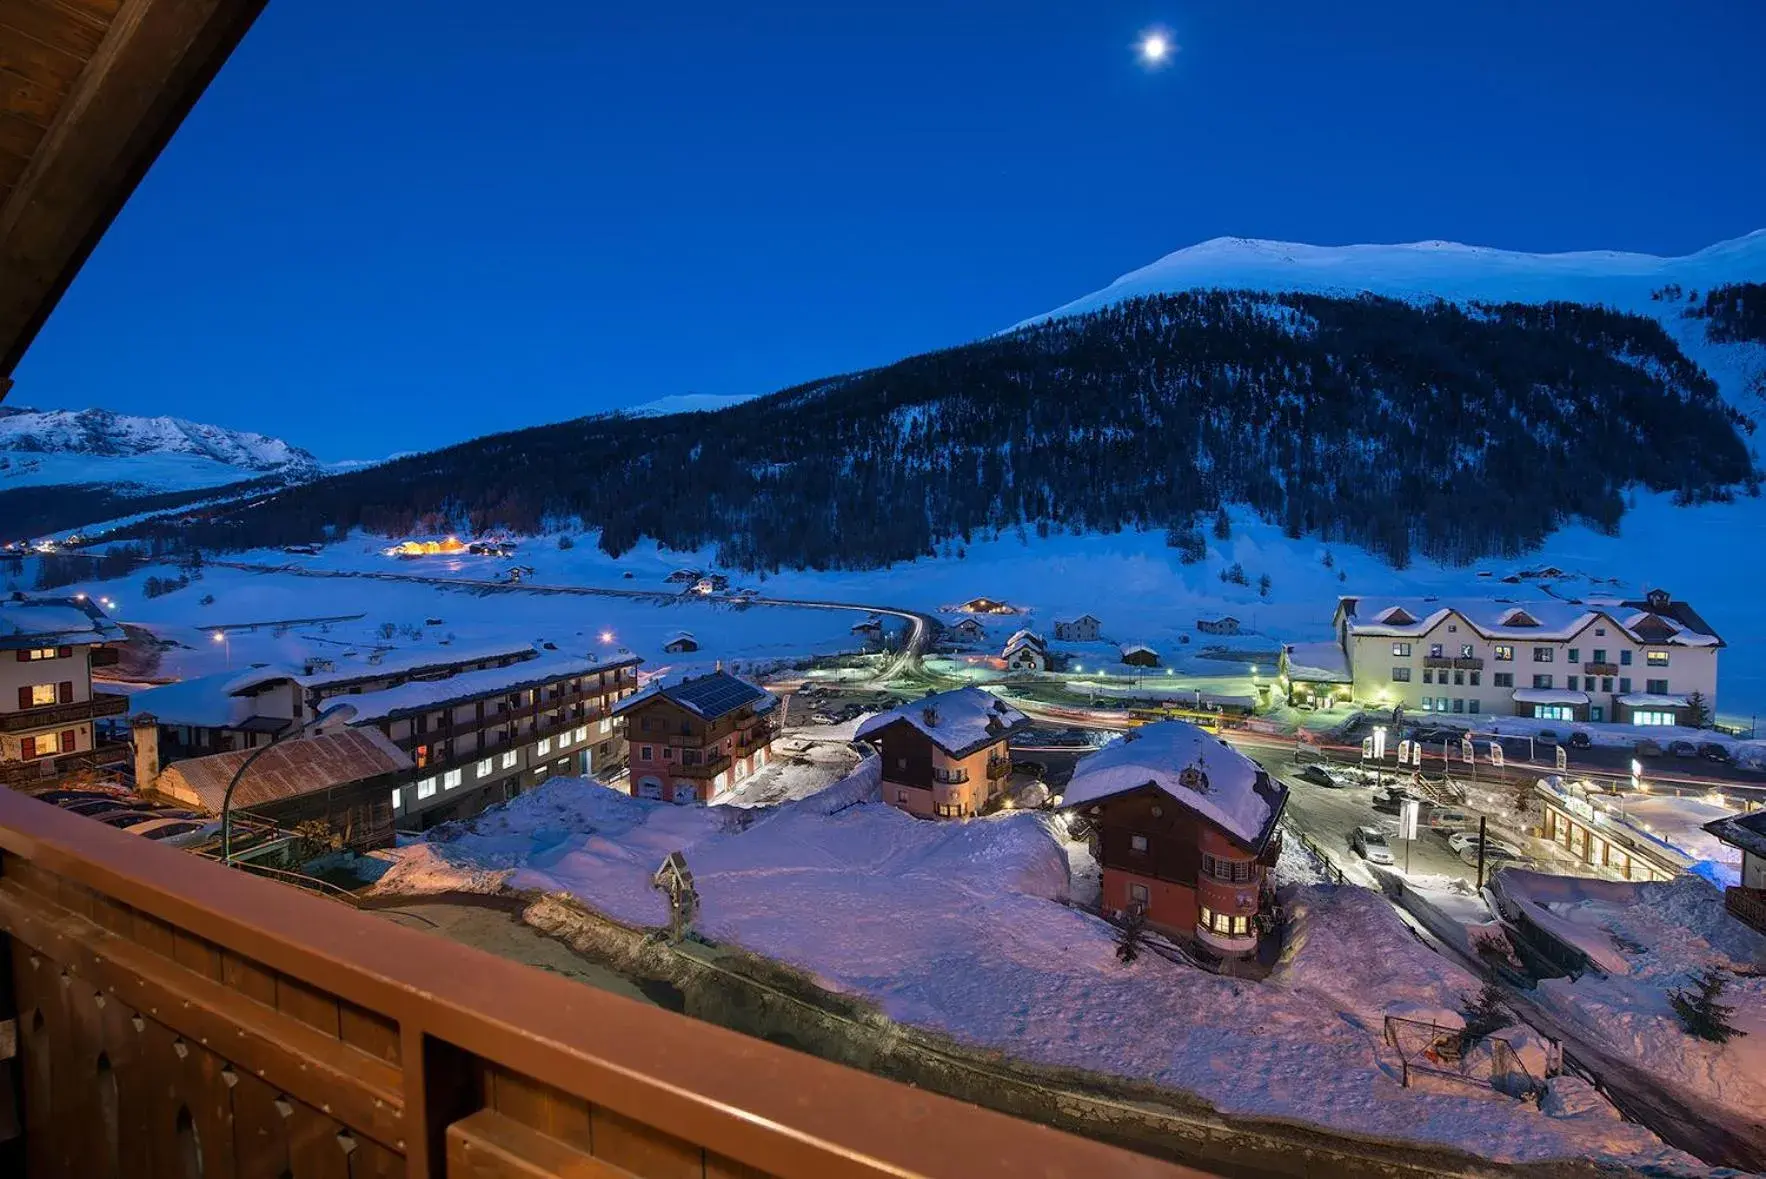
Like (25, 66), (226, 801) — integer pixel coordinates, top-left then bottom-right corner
(665, 673), (766, 720)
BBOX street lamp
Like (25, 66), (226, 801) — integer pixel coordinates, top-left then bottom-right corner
(221, 702), (358, 865)
(212, 630), (230, 668)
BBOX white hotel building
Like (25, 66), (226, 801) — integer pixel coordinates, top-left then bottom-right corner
(1334, 590), (1722, 725)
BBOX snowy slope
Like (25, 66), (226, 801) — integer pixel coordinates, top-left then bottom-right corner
(0, 406), (319, 500)
(1018, 230), (1766, 327)
(619, 392), (758, 417)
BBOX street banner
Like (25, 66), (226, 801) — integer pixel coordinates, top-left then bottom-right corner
(1490, 741), (1505, 768)
(1362, 736), (1374, 760)
(1397, 739), (1411, 766)
(1398, 797), (1421, 841)
(1556, 744), (1568, 772)
(1461, 736), (1475, 763)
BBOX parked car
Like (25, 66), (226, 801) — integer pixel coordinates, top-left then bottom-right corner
(1423, 808), (1475, 832)
(1668, 740), (1698, 758)
(1351, 826), (1394, 865)
(1634, 739), (1664, 758)
(1449, 831), (1523, 858)
(1296, 764), (1349, 789)
(1569, 731), (1592, 750)
(1372, 788), (1425, 814)
(1536, 730), (1559, 745)
(1461, 843), (1523, 868)
(1699, 742), (1732, 763)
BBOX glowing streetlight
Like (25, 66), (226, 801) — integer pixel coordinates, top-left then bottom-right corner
(599, 630), (614, 644)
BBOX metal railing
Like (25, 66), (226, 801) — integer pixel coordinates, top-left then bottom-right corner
(0, 789), (1198, 1179)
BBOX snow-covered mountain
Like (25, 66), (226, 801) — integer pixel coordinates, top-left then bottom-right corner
(1016, 230), (1766, 327)
(0, 407), (319, 494)
(622, 392), (758, 417)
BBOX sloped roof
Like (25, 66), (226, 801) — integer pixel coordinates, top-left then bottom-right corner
(294, 641), (543, 689)
(159, 729), (410, 813)
(614, 671), (773, 722)
(1060, 721), (1286, 850)
(855, 687), (1028, 758)
(1282, 641), (1351, 683)
(1004, 628), (1045, 651)
(0, 596), (125, 649)
(1704, 811), (1766, 861)
(1339, 594), (1721, 648)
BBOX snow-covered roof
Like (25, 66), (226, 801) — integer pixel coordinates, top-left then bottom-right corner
(0, 596), (125, 649)
(337, 654), (617, 724)
(130, 671), (265, 729)
(1003, 628), (1044, 651)
(1058, 614), (1101, 626)
(1510, 688), (1591, 706)
(295, 641), (545, 689)
(1339, 594), (1721, 648)
(1705, 811), (1766, 861)
(1061, 721), (1286, 850)
(668, 630), (695, 641)
(1617, 692), (1689, 708)
(1282, 641), (1351, 683)
(1120, 643), (1157, 657)
(855, 687), (1028, 758)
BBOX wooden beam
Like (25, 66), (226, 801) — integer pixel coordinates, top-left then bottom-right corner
(0, 0), (267, 385)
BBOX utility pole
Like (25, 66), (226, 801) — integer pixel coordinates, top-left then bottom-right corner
(1475, 815), (1488, 891)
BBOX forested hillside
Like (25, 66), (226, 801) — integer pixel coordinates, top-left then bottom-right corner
(1689, 282), (1766, 344)
(139, 290), (1758, 571)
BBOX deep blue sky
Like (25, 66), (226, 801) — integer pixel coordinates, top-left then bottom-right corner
(15, 0), (1765, 459)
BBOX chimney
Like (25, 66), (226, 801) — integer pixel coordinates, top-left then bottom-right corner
(131, 713), (161, 795)
(922, 706), (939, 727)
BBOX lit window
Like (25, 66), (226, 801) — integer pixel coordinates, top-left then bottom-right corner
(417, 777), (438, 800)
(1493, 645), (1513, 662)
(537, 738), (552, 756)
(477, 758), (493, 776)
(1232, 915), (1249, 935)
(1460, 644), (1474, 658)
(556, 730), (571, 748)
(391, 789), (402, 810)
(1428, 644), (1443, 658)
(25, 647), (58, 661)
(1129, 834), (1148, 853)
(599, 718), (612, 735)
(575, 725), (588, 743)
(1391, 642), (1411, 657)
(1646, 650), (1668, 667)
(443, 769), (462, 789)
(29, 684), (56, 706)
(1200, 905), (1214, 927)
(1533, 647), (1554, 662)
(501, 751), (517, 769)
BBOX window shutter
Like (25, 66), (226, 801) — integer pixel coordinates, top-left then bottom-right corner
(61, 729), (76, 752)
(16, 686), (29, 710)
(21, 736), (35, 758)
(58, 681), (74, 703)
(58, 646), (72, 659)
(14, 651), (27, 663)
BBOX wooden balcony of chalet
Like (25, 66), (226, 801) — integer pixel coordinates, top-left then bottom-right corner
(0, 691), (129, 733)
(1421, 656), (1483, 671)
(0, 789), (1202, 1178)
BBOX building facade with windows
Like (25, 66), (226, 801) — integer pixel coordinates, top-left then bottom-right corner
(0, 596), (128, 785)
(614, 671), (777, 804)
(856, 686), (1028, 818)
(131, 644), (641, 829)
(1334, 590), (1720, 725)
(1059, 722), (1287, 958)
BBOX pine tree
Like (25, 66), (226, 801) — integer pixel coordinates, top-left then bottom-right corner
(1212, 506), (1232, 541)
(1258, 572), (1272, 598)
(1220, 562), (1248, 586)
(1459, 978), (1513, 1048)
(1114, 909), (1148, 964)
(1670, 967), (1747, 1044)
(1683, 690), (1711, 729)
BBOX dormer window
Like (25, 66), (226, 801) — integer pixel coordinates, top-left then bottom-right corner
(1502, 609), (1540, 628)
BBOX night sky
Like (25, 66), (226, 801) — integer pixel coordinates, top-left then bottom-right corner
(14, 0), (1765, 459)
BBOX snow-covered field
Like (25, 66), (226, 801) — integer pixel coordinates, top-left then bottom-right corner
(372, 774), (1688, 1167)
(26, 559), (866, 688)
(1500, 872), (1766, 1126)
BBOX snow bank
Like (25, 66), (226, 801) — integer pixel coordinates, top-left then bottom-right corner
(375, 794), (1686, 1167)
(1506, 874), (1766, 1124)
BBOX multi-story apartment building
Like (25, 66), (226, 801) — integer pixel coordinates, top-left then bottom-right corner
(0, 595), (129, 786)
(615, 671), (777, 804)
(856, 686), (1027, 818)
(1334, 589), (1721, 725)
(132, 644), (641, 828)
(1060, 721), (1288, 958)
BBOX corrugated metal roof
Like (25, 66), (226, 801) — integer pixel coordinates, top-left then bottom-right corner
(159, 729), (411, 813)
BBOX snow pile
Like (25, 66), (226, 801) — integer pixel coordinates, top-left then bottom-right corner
(374, 784), (1687, 1166)
(1508, 873), (1766, 1123)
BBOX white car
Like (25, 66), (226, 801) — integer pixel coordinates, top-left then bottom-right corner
(1351, 826), (1395, 865)
(1461, 842), (1524, 868)
(1447, 829), (1489, 854)
(1451, 832), (1523, 859)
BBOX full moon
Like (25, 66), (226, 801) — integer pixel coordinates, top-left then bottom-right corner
(1139, 32), (1171, 63)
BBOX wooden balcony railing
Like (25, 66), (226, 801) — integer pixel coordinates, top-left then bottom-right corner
(0, 691), (130, 733)
(1725, 885), (1766, 935)
(0, 789), (1200, 1178)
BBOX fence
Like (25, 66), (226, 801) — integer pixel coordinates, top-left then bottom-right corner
(1382, 1015), (1549, 1098)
